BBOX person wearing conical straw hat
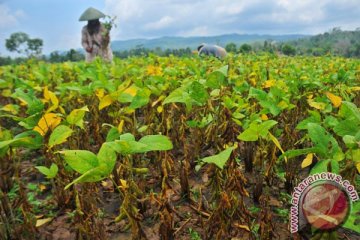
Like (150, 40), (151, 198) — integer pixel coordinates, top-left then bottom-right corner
(79, 7), (113, 62)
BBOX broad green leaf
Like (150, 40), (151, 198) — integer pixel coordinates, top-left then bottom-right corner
(189, 81), (209, 105)
(59, 150), (98, 174)
(163, 88), (191, 105)
(108, 140), (148, 155)
(202, 147), (234, 170)
(138, 135), (173, 151)
(323, 115), (339, 129)
(306, 123), (344, 160)
(215, 65), (228, 77)
(280, 147), (320, 160)
(49, 163), (59, 177)
(333, 119), (359, 137)
(119, 133), (135, 141)
(238, 123), (258, 141)
(106, 127), (120, 142)
(129, 88), (151, 109)
(0, 131), (43, 150)
(97, 142), (117, 172)
(309, 159), (339, 175)
(296, 110), (321, 130)
(12, 89), (44, 115)
(258, 120), (278, 138)
(118, 85), (139, 103)
(48, 125), (73, 148)
(18, 112), (42, 129)
(339, 101), (360, 122)
(343, 135), (357, 148)
(238, 120), (277, 141)
(353, 149), (360, 163)
(35, 163), (58, 179)
(343, 201), (360, 234)
(249, 88), (281, 116)
(64, 165), (108, 189)
(66, 106), (89, 129)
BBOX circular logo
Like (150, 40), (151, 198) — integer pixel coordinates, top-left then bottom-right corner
(301, 182), (350, 230)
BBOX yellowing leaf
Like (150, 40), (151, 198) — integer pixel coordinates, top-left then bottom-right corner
(263, 80), (275, 88)
(325, 92), (342, 108)
(277, 100), (289, 109)
(157, 106), (163, 113)
(301, 153), (313, 168)
(120, 179), (128, 189)
(2, 89), (12, 97)
(18, 98), (28, 106)
(249, 72), (257, 86)
(44, 87), (59, 107)
(146, 65), (163, 76)
(151, 95), (165, 107)
(43, 86), (50, 100)
(1, 104), (19, 114)
(36, 217), (53, 227)
(268, 132), (287, 163)
(234, 223), (250, 232)
(307, 99), (326, 110)
(34, 113), (61, 136)
(349, 86), (360, 91)
(99, 95), (114, 110)
(260, 114), (268, 120)
(117, 120), (124, 133)
(123, 86), (138, 97)
(356, 163), (360, 174)
(39, 184), (47, 192)
(95, 88), (105, 100)
(59, 106), (66, 114)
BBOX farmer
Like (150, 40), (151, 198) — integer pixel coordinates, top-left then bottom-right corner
(197, 43), (227, 59)
(79, 7), (113, 62)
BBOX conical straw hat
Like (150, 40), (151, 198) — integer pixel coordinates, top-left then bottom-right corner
(79, 7), (106, 21)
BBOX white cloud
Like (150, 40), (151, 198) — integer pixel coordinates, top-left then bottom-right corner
(0, 4), (24, 29)
(103, 0), (360, 39)
(144, 16), (174, 30)
(104, 0), (143, 21)
(180, 26), (209, 37)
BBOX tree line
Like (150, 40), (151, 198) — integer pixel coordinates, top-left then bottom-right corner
(1, 28), (359, 66)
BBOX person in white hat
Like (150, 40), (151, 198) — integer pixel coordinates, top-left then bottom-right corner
(79, 7), (113, 62)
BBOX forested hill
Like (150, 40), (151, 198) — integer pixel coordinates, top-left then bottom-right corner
(286, 28), (360, 57)
(111, 33), (307, 51)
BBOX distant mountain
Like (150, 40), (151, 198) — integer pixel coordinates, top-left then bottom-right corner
(286, 28), (360, 57)
(111, 33), (309, 51)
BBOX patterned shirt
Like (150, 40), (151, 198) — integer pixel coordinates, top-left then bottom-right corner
(81, 24), (113, 62)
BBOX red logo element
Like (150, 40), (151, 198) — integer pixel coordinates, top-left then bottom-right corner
(301, 183), (349, 230)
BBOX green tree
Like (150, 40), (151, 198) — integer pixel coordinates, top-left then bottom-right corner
(225, 42), (237, 53)
(239, 43), (252, 53)
(282, 44), (296, 56)
(5, 32), (29, 54)
(5, 32), (43, 57)
(27, 38), (43, 56)
(65, 49), (85, 62)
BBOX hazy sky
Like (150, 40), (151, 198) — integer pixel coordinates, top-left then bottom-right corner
(0, 0), (359, 56)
